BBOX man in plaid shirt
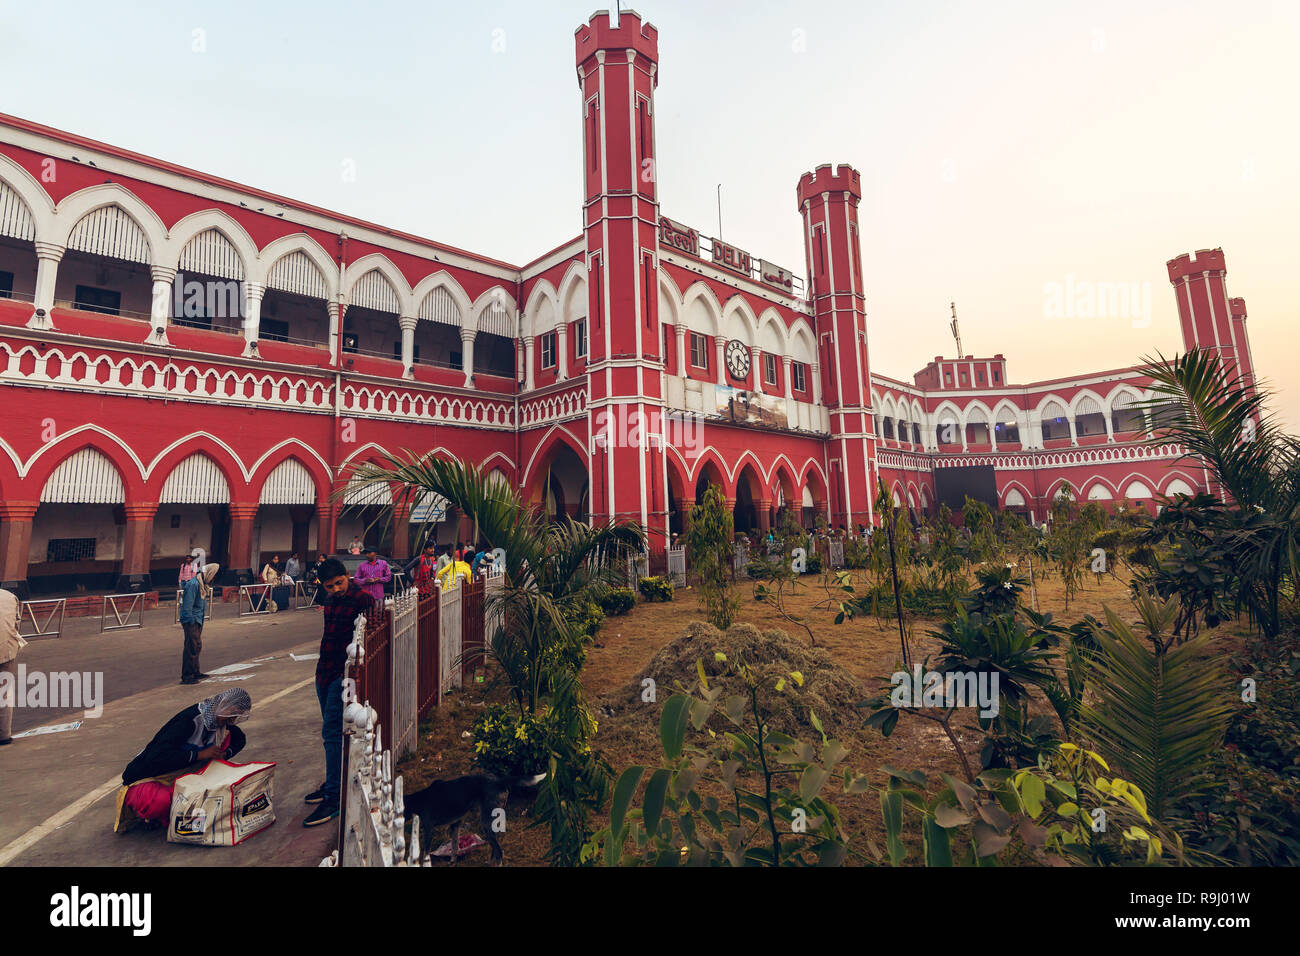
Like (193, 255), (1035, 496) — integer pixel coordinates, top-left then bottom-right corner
(304, 557), (374, 827)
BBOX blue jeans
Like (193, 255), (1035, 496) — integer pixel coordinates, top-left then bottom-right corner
(316, 677), (344, 805)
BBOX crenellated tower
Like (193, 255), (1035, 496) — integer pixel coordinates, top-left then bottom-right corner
(798, 164), (875, 527)
(1167, 247), (1256, 395)
(575, 9), (667, 534)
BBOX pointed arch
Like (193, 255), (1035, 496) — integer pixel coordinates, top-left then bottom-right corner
(681, 281), (723, 338)
(54, 182), (167, 260)
(555, 259), (588, 325)
(720, 294), (757, 346)
(260, 233), (338, 301)
(343, 253), (411, 314)
(0, 153), (56, 242)
(522, 279), (559, 338)
(146, 437), (250, 504)
(249, 440), (333, 505)
(168, 209), (258, 280)
(756, 308), (788, 355)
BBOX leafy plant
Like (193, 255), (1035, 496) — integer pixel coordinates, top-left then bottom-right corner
(599, 588), (636, 617)
(584, 656), (856, 866)
(685, 483), (743, 630)
(471, 704), (551, 779)
(1080, 593), (1233, 821)
(637, 575), (675, 602)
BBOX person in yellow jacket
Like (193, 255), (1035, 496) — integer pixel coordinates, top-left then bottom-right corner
(436, 550), (472, 589)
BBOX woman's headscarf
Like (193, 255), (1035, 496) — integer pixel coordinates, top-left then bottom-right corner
(198, 687), (252, 731)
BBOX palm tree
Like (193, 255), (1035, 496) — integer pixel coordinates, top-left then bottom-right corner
(339, 453), (645, 713)
(339, 454), (645, 865)
(1138, 348), (1300, 637)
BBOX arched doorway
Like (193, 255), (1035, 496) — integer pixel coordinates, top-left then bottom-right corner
(29, 448), (127, 595)
(733, 465), (761, 535)
(532, 442), (589, 525)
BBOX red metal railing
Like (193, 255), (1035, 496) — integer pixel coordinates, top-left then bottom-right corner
(416, 581), (440, 720)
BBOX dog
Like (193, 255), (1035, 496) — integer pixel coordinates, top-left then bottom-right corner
(404, 772), (545, 865)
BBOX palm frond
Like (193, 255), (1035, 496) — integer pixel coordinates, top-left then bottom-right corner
(1080, 593), (1233, 821)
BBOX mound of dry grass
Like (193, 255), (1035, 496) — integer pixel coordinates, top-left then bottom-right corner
(611, 620), (868, 737)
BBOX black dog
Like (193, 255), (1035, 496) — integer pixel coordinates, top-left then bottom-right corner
(404, 772), (545, 865)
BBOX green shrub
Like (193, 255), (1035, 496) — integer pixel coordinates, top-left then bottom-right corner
(599, 588), (636, 616)
(472, 704), (551, 779)
(565, 599), (606, 639)
(805, 554), (823, 575)
(637, 575), (675, 602)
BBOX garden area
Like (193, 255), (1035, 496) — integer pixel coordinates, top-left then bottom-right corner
(349, 348), (1300, 867)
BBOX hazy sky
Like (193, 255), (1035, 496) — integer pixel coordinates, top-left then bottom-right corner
(3, 0), (1296, 426)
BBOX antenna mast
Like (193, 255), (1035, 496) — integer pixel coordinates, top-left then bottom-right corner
(949, 301), (964, 358)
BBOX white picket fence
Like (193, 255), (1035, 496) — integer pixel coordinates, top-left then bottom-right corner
(388, 587), (420, 762)
(437, 579), (462, 703)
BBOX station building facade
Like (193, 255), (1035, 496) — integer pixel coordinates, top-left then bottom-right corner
(0, 10), (1255, 596)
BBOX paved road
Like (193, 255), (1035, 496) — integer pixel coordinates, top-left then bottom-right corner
(11, 601), (326, 733)
(1, 606), (339, 866)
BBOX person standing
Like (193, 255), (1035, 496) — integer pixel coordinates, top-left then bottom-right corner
(0, 588), (24, 746)
(347, 535), (363, 555)
(305, 558), (374, 827)
(179, 563), (219, 685)
(353, 549), (390, 603)
(261, 555), (281, 586)
(284, 553), (302, 583)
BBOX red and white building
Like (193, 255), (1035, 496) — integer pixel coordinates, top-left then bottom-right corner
(0, 10), (1256, 597)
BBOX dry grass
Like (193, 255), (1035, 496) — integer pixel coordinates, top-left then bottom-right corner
(396, 567), (1254, 866)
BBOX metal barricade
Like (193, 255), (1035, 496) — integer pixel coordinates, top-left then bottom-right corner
(667, 547), (687, 588)
(19, 598), (66, 639)
(238, 583), (274, 616)
(173, 588), (213, 624)
(289, 580), (318, 610)
(100, 593), (144, 633)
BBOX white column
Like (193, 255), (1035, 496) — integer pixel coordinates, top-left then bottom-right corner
(674, 324), (686, 378)
(399, 315), (417, 379)
(715, 337), (726, 386)
(460, 328), (476, 388)
(147, 265), (177, 345)
(1104, 411), (1115, 443)
(1068, 416), (1078, 446)
(811, 361), (823, 406)
(523, 335), (536, 391)
(556, 323), (569, 383)
(27, 241), (64, 330)
(782, 356), (793, 399)
(328, 301), (341, 363)
(750, 345), (761, 390)
(243, 281), (265, 357)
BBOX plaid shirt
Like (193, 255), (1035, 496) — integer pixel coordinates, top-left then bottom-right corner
(317, 583), (375, 688)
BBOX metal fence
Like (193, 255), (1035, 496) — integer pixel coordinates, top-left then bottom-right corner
(238, 583), (274, 616)
(100, 593), (144, 633)
(18, 598), (65, 639)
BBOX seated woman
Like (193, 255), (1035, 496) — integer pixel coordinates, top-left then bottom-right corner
(115, 688), (253, 830)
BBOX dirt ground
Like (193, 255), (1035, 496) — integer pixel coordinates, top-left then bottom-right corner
(396, 567), (1252, 866)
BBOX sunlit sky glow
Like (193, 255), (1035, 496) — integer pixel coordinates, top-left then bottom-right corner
(3, 0), (1296, 425)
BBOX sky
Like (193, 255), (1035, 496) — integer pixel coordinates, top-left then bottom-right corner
(2, 0), (1296, 427)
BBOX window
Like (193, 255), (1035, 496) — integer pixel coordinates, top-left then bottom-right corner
(75, 285), (121, 317)
(977, 370), (985, 384)
(342, 334), (359, 354)
(0, 270), (12, 298)
(993, 368), (1001, 384)
(47, 537), (96, 563)
(260, 318), (290, 343)
(450, 350), (462, 369)
(944, 373), (952, 386)
(792, 362), (807, 393)
(690, 332), (708, 369)
(540, 332), (557, 369)
(574, 319), (587, 358)
(763, 353), (778, 387)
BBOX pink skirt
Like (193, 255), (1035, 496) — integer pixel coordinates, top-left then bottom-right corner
(124, 780), (174, 822)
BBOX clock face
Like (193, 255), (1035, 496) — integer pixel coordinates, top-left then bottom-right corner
(726, 340), (751, 379)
